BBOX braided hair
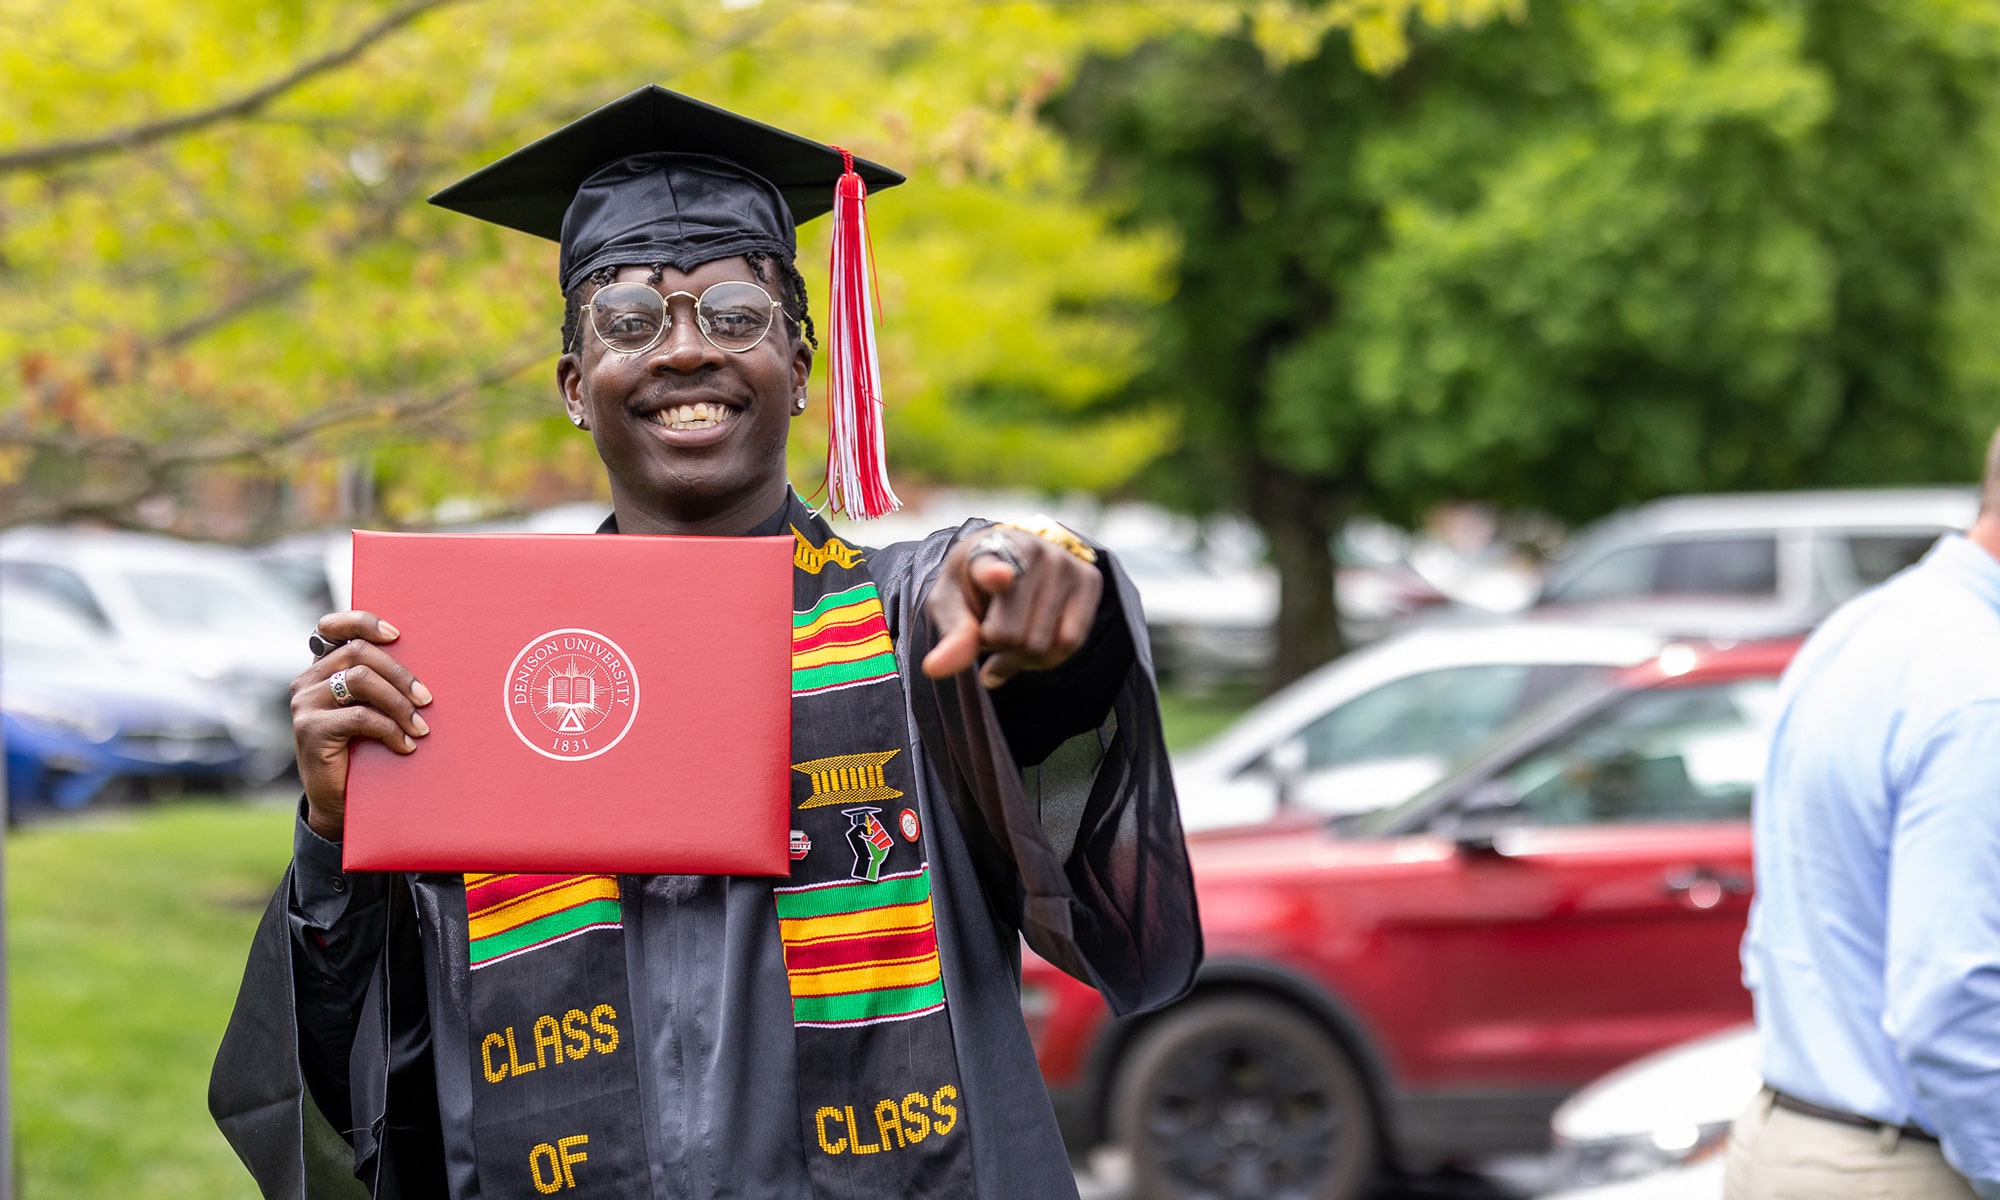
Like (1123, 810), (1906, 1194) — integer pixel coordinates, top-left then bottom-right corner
(560, 255), (817, 354)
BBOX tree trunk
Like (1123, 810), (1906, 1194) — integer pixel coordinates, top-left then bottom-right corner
(1248, 466), (1347, 692)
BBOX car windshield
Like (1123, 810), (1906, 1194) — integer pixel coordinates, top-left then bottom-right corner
(1347, 672), (1783, 838)
(1341, 676), (1619, 838)
(122, 567), (300, 632)
(1, 597), (121, 669)
(1496, 677), (1780, 825)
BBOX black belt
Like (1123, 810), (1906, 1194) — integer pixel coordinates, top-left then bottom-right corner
(1769, 1088), (1939, 1144)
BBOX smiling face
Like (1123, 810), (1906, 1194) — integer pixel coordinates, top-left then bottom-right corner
(557, 256), (812, 534)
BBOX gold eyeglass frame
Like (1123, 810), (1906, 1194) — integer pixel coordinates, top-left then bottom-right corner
(581, 279), (792, 356)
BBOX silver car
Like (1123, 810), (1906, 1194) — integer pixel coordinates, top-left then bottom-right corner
(1536, 488), (1974, 638)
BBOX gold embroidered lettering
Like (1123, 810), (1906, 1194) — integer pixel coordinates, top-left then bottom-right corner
(561, 1009), (591, 1061)
(589, 1003), (620, 1054)
(557, 1135), (589, 1187)
(813, 1084), (959, 1153)
(901, 1092), (932, 1143)
(873, 1098), (906, 1150)
(931, 1085), (958, 1136)
(480, 1033), (508, 1084)
(845, 1104), (881, 1154)
(815, 1106), (848, 1154)
(529, 1144), (563, 1194)
(532, 1015), (562, 1070)
(505, 1026), (535, 1076)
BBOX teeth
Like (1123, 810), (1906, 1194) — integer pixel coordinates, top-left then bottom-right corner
(649, 403), (737, 431)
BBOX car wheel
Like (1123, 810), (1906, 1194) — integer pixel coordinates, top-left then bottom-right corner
(1111, 995), (1376, 1200)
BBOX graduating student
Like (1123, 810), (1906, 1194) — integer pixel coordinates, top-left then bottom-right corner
(209, 86), (1201, 1200)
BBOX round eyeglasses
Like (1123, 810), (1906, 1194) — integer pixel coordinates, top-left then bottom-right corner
(581, 279), (787, 355)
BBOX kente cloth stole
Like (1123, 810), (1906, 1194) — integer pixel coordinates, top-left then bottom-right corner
(461, 499), (975, 1199)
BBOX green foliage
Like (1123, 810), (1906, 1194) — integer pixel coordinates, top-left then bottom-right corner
(7, 802), (293, 1199)
(1052, 0), (2000, 675)
(0, 0), (1488, 533)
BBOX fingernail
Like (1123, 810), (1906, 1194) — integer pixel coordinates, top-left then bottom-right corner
(412, 714), (430, 736)
(412, 680), (434, 706)
(403, 734), (416, 752)
(379, 621), (401, 639)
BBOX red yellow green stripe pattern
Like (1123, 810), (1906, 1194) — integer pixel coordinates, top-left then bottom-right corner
(773, 866), (946, 1027)
(465, 873), (621, 970)
(793, 582), (897, 696)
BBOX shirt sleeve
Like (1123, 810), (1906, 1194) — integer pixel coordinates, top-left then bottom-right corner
(1885, 700), (2000, 1198)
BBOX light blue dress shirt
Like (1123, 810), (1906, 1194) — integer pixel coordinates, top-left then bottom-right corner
(1743, 534), (2000, 1197)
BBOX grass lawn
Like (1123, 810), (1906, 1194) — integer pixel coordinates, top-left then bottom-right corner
(8, 799), (292, 1200)
(1, 689), (1256, 1197)
(1156, 682), (1261, 753)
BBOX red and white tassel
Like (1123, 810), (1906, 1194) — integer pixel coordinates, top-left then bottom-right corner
(823, 147), (899, 519)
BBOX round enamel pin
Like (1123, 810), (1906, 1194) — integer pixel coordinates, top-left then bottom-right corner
(899, 808), (921, 842)
(504, 628), (640, 761)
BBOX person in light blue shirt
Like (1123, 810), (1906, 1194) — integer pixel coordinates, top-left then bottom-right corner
(1729, 445), (2000, 1200)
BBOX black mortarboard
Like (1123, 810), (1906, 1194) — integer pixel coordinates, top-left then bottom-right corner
(429, 85), (905, 294)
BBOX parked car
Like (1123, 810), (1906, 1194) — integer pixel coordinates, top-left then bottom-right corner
(3, 591), (252, 813)
(1174, 622), (1668, 831)
(1536, 1025), (1756, 1199)
(1103, 543), (1279, 685)
(1, 527), (313, 781)
(1024, 639), (1795, 1200)
(1535, 488), (1973, 637)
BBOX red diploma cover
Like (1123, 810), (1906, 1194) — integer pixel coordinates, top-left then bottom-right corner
(341, 530), (794, 875)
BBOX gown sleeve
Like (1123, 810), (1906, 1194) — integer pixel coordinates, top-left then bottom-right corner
(877, 522), (1203, 1018)
(209, 810), (445, 1199)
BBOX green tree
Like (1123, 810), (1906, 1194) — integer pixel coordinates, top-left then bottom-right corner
(1050, 0), (2000, 687)
(0, 0), (1493, 537)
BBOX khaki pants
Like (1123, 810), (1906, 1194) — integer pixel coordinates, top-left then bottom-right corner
(1724, 1087), (1977, 1200)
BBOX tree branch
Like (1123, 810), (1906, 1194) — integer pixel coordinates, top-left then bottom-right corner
(0, 352), (547, 529)
(0, 0), (465, 175)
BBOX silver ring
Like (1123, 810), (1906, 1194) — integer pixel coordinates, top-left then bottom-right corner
(328, 670), (355, 706)
(309, 631), (347, 659)
(969, 529), (1024, 575)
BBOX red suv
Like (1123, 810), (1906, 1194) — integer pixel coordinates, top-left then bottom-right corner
(1024, 640), (1797, 1200)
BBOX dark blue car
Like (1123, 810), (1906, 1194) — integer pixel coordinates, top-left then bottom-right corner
(4, 592), (251, 814)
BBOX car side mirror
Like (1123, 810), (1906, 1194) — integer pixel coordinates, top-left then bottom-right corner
(1441, 779), (1522, 854)
(1263, 737), (1308, 808)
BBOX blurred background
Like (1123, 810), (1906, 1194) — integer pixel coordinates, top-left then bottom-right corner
(5, 0), (2000, 1197)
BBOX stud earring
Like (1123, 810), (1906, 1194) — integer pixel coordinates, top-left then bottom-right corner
(570, 412), (588, 429)
(793, 391), (808, 414)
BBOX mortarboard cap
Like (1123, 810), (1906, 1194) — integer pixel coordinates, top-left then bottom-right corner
(430, 85), (907, 520)
(428, 85), (904, 295)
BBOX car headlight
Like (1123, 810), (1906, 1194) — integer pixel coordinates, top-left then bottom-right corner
(1554, 1119), (1733, 1186)
(5, 694), (119, 743)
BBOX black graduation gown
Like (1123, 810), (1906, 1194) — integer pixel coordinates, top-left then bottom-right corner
(208, 522), (1201, 1199)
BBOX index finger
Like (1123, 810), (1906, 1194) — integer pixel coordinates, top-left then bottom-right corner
(921, 583), (985, 679)
(316, 610), (401, 645)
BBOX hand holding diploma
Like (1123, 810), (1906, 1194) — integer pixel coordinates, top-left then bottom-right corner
(294, 610), (434, 841)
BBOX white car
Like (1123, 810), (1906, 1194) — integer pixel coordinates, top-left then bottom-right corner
(1536, 1023), (1757, 1198)
(1537, 488), (1974, 638)
(1, 528), (316, 780)
(1107, 543), (1278, 685)
(1172, 621), (1669, 831)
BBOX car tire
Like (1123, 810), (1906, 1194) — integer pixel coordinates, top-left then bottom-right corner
(1111, 995), (1376, 1200)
